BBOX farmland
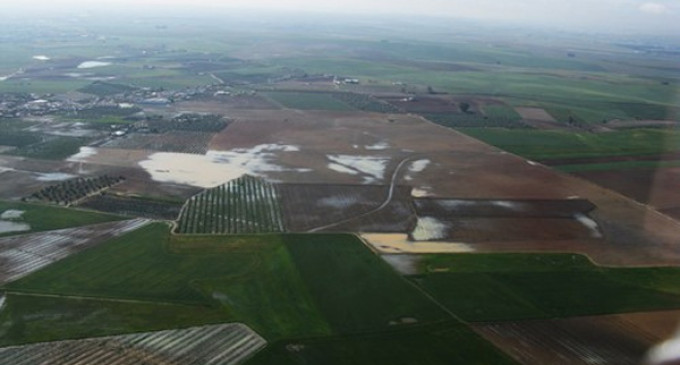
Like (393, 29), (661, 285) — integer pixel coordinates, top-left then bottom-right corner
(7, 136), (92, 161)
(102, 131), (215, 154)
(277, 184), (414, 232)
(249, 322), (517, 365)
(0, 219), (149, 285)
(406, 253), (680, 321)
(0, 200), (125, 236)
(77, 194), (183, 220)
(3, 225), (448, 342)
(27, 175), (125, 205)
(0, 323), (266, 365)
(263, 91), (355, 111)
(473, 316), (654, 365)
(0, 9), (678, 365)
(177, 175), (285, 234)
(458, 128), (680, 161)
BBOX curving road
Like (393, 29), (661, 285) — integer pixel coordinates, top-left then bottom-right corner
(307, 156), (416, 233)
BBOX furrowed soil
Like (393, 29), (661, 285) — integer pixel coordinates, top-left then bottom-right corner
(473, 311), (680, 365)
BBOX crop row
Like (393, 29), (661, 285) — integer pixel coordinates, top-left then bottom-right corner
(0, 323), (266, 365)
(177, 175), (285, 234)
(27, 175), (125, 206)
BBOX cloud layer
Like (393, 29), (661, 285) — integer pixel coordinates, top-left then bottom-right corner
(2, 0), (679, 34)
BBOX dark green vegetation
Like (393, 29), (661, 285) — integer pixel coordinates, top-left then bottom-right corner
(263, 91), (355, 111)
(248, 322), (516, 365)
(0, 127), (41, 148)
(3, 224), (447, 342)
(0, 200), (123, 236)
(483, 105), (522, 120)
(78, 81), (136, 97)
(459, 128), (680, 160)
(67, 106), (142, 121)
(425, 113), (529, 129)
(408, 253), (680, 321)
(78, 193), (183, 220)
(0, 294), (228, 346)
(177, 175), (285, 234)
(28, 175), (125, 205)
(146, 113), (228, 133)
(555, 159), (680, 173)
(8, 136), (90, 160)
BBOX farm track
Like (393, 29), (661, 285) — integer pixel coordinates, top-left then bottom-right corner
(0, 219), (150, 285)
(0, 323), (266, 365)
(307, 156), (415, 232)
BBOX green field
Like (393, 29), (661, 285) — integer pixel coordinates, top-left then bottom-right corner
(4, 224), (448, 341)
(78, 82), (136, 97)
(263, 91), (355, 111)
(7, 136), (91, 160)
(408, 253), (680, 321)
(482, 105), (522, 120)
(247, 322), (517, 365)
(177, 175), (285, 234)
(0, 200), (124, 236)
(556, 159), (680, 172)
(424, 113), (529, 129)
(0, 294), (228, 346)
(459, 128), (680, 160)
(283, 234), (447, 334)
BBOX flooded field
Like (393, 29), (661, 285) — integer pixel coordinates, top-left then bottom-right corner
(139, 144), (305, 188)
(0, 219), (149, 285)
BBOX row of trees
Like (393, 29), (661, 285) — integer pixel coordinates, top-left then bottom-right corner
(177, 175), (284, 234)
(28, 175), (125, 206)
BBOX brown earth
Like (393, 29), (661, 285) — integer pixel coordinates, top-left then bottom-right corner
(205, 107), (680, 266)
(277, 183), (414, 232)
(425, 217), (599, 242)
(5, 99), (677, 267)
(573, 167), (680, 213)
(473, 313), (673, 365)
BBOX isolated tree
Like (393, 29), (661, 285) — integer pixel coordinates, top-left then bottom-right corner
(460, 102), (471, 113)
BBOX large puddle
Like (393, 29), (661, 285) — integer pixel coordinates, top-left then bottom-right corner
(0, 221), (30, 234)
(412, 216), (449, 241)
(327, 155), (388, 183)
(138, 144), (306, 188)
(77, 61), (112, 69)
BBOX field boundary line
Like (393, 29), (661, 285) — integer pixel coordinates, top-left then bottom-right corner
(3, 290), (205, 308)
(354, 233), (467, 323)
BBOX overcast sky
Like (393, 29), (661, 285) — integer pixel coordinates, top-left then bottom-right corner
(5, 0), (680, 35)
